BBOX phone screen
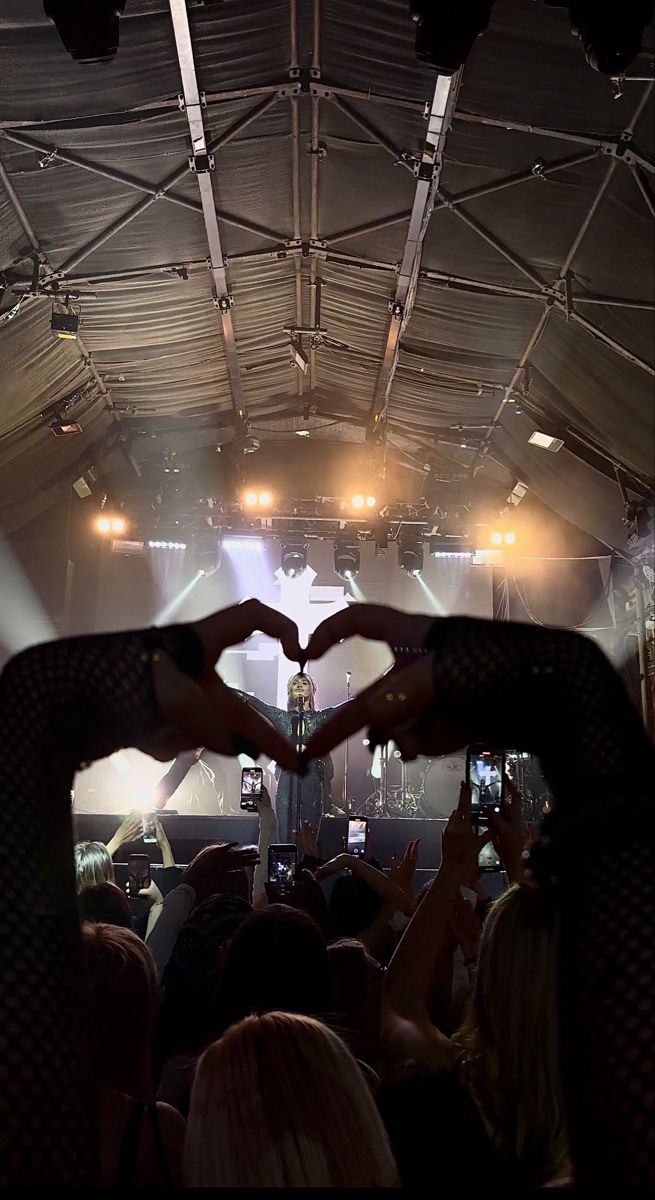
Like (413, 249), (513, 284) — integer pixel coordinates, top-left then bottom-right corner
(268, 844), (297, 890)
(466, 745), (505, 823)
(475, 830), (502, 873)
(128, 853), (150, 893)
(240, 766), (263, 811)
(142, 813), (157, 843)
(346, 818), (368, 857)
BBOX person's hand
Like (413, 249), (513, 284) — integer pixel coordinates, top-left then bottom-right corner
(154, 816), (174, 868)
(294, 820), (320, 859)
(137, 879), (164, 907)
(253, 785), (272, 812)
(441, 783), (490, 882)
(390, 838), (420, 905)
(106, 812), (143, 858)
(449, 893), (482, 961)
(276, 869), (334, 936)
(146, 600), (303, 766)
(314, 852), (352, 881)
(303, 606), (471, 764)
(180, 842), (260, 904)
(487, 773), (530, 884)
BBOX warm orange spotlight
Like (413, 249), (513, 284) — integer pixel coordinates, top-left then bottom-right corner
(352, 494), (365, 509)
(365, 495), (377, 509)
(490, 530), (503, 546)
(504, 531), (516, 545)
(244, 491), (258, 507)
(96, 516), (111, 534)
(111, 516), (127, 535)
(258, 491), (273, 507)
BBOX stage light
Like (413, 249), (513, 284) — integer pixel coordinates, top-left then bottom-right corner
(507, 480), (528, 506)
(281, 540), (308, 579)
(410, 1), (496, 72)
(490, 530), (503, 546)
(545, 0), (655, 75)
(44, 0), (127, 65)
(224, 537), (264, 551)
(352, 495), (365, 509)
(366, 495), (377, 509)
(96, 516), (111, 534)
(111, 516), (126, 535)
(334, 541), (360, 581)
(49, 415), (82, 435)
(50, 309), (79, 339)
(148, 540), (187, 551)
(242, 489), (274, 509)
(398, 537), (424, 579)
(529, 430), (564, 452)
(504, 531), (516, 546)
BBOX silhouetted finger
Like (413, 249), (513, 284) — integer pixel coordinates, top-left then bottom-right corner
(305, 658), (432, 760)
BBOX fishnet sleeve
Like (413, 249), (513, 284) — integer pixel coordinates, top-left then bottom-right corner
(0, 629), (183, 1187)
(424, 617), (655, 1187)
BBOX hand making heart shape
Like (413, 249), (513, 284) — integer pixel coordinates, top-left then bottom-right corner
(149, 597), (637, 801)
(149, 599), (477, 770)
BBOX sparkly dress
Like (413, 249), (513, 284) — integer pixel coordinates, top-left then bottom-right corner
(234, 692), (347, 840)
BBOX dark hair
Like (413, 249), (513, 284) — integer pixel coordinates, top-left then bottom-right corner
(328, 874), (384, 939)
(376, 1064), (498, 1188)
(215, 905), (333, 1036)
(78, 882), (132, 929)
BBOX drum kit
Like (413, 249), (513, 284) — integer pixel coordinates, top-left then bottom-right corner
(357, 747), (552, 820)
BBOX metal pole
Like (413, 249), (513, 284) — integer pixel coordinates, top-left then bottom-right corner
(437, 188), (549, 291)
(308, 0), (322, 392)
(329, 94), (412, 170)
(630, 163), (655, 218)
(290, 0), (303, 400)
(342, 671), (352, 811)
(329, 210), (412, 244)
(432, 150), (600, 212)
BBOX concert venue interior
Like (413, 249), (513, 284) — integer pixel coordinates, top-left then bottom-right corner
(0, 1), (653, 1188)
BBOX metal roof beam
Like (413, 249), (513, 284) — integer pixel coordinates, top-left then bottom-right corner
(630, 162), (655, 218)
(436, 186), (550, 290)
(169, 0), (250, 419)
(368, 72), (461, 427)
(308, 0), (322, 393)
(0, 155), (139, 477)
(289, 0), (303, 402)
(432, 150), (601, 211)
(328, 94), (415, 173)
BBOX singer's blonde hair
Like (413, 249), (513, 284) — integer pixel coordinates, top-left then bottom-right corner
(286, 672), (317, 711)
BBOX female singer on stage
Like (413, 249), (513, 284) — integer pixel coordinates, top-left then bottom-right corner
(235, 673), (346, 841)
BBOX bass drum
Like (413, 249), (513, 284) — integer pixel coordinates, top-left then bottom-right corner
(418, 754), (466, 818)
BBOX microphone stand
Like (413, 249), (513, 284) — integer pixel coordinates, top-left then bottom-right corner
(291, 695), (305, 836)
(342, 671), (352, 812)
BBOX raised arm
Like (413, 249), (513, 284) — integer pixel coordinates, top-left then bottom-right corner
(232, 687), (283, 725)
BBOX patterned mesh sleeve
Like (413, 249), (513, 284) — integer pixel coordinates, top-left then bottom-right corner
(0, 629), (191, 1187)
(424, 617), (655, 1187)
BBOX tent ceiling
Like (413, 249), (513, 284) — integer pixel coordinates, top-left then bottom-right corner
(0, 0), (653, 549)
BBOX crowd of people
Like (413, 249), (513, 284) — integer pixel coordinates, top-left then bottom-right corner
(0, 600), (653, 1187)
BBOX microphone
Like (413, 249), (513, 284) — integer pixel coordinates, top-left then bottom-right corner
(345, 670), (352, 681)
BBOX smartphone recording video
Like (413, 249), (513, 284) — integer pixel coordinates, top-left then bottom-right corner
(474, 826), (502, 873)
(128, 853), (150, 893)
(240, 766), (263, 812)
(142, 813), (157, 843)
(346, 817), (368, 858)
(466, 745), (506, 823)
(268, 844), (297, 893)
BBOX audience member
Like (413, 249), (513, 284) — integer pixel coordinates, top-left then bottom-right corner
(78, 881), (133, 929)
(185, 1011), (400, 1187)
(81, 922), (185, 1187)
(74, 840), (115, 892)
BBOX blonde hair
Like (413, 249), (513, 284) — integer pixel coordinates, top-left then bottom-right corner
(81, 922), (158, 1099)
(286, 672), (317, 711)
(186, 1012), (399, 1188)
(74, 840), (115, 893)
(455, 885), (568, 1183)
